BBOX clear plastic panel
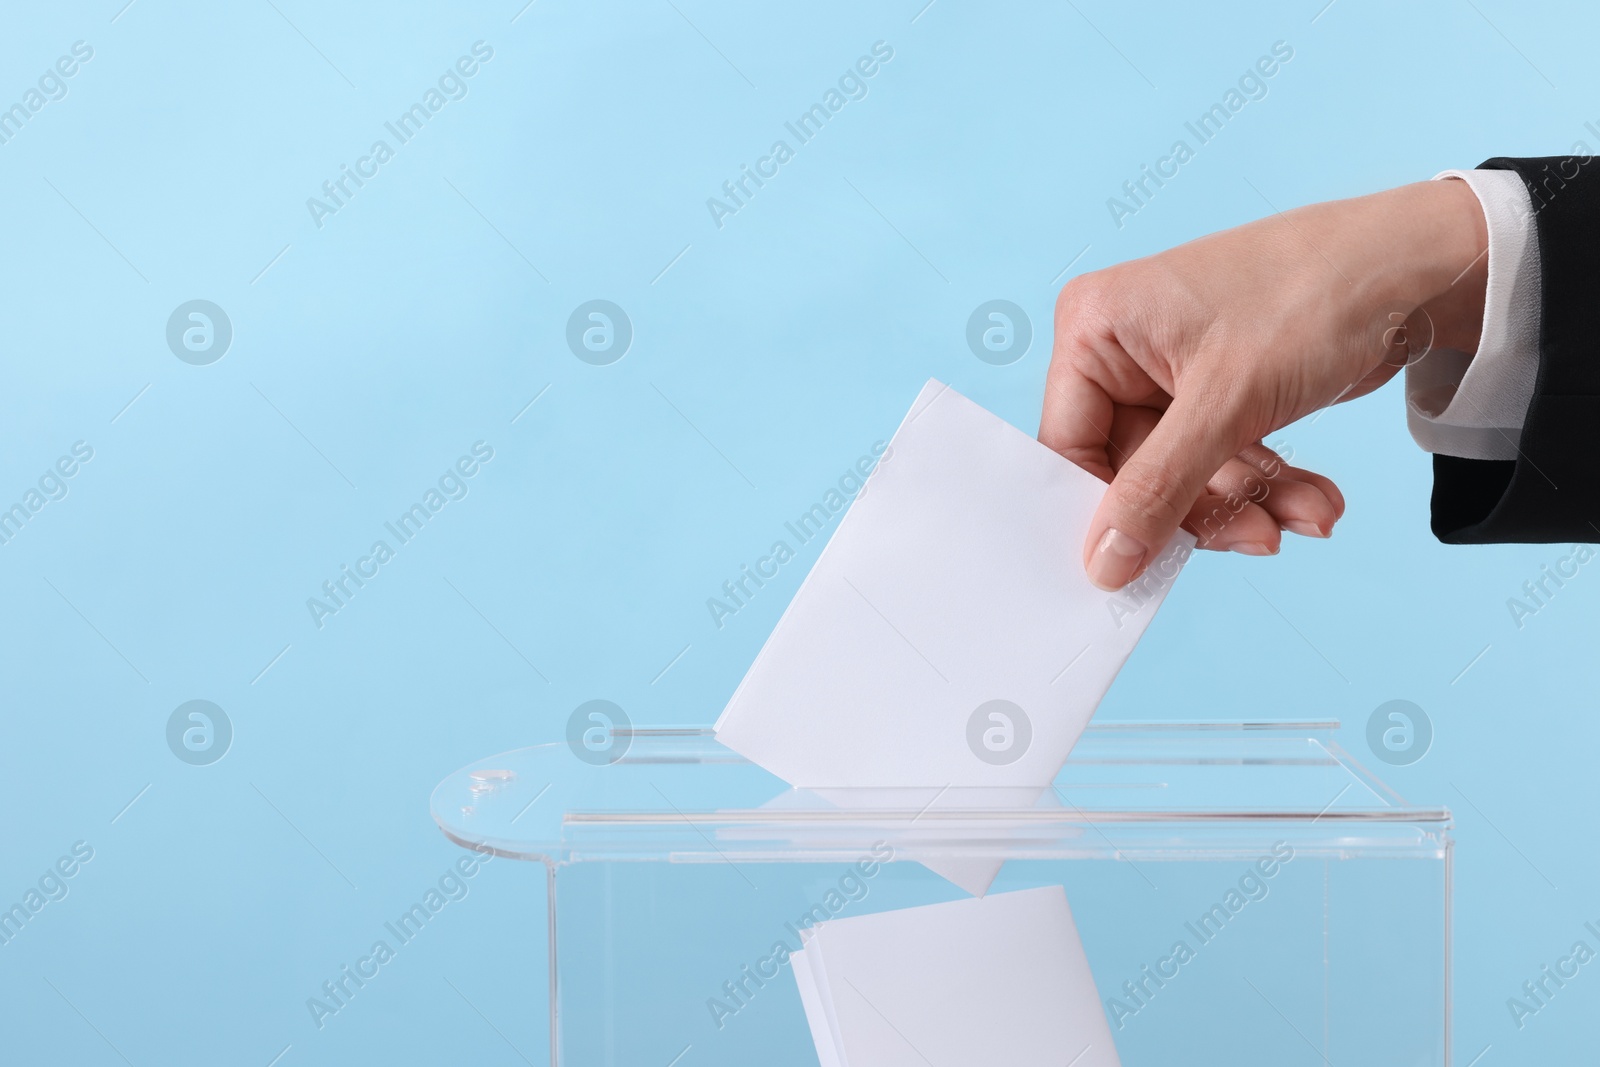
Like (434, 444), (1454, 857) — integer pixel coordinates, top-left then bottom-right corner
(432, 722), (1451, 1067)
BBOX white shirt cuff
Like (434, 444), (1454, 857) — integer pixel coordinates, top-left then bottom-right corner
(1405, 168), (1541, 461)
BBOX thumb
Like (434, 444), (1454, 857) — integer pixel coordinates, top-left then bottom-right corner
(1083, 391), (1249, 590)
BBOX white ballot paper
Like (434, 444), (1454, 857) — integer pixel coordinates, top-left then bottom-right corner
(790, 886), (1121, 1067)
(715, 381), (1193, 891)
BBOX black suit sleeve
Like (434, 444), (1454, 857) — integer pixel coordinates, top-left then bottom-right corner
(1429, 155), (1600, 544)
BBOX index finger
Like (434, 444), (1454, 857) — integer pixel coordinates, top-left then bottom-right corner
(1039, 363), (1118, 484)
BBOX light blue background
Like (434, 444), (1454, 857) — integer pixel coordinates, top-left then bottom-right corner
(1, 0), (1594, 1063)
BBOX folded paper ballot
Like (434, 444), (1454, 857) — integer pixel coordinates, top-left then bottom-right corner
(715, 380), (1193, 890)
(791, 886), (1121, 1067)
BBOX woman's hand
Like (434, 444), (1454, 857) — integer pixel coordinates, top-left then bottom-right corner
(1041, 178), (1489, 590)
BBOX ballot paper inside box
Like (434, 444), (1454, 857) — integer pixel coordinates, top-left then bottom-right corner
(433, 722), (1453, 1067)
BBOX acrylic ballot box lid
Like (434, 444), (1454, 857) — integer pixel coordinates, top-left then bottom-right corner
(431, 721), (1452, 865)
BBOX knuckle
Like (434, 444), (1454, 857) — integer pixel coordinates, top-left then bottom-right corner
(1115, 465), (1190, 532)
(1054, 271), (1114, 334)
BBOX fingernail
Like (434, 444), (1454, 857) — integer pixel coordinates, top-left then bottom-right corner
(1230, 541), (1276, 556)
(1284, 520), (1328, 538)
(1089, 528), (1147, 590)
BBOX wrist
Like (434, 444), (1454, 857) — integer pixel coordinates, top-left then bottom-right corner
(1392, 179), (1489, 354)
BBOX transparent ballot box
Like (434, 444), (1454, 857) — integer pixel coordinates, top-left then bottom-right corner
(431, 721), (1452, 1066)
